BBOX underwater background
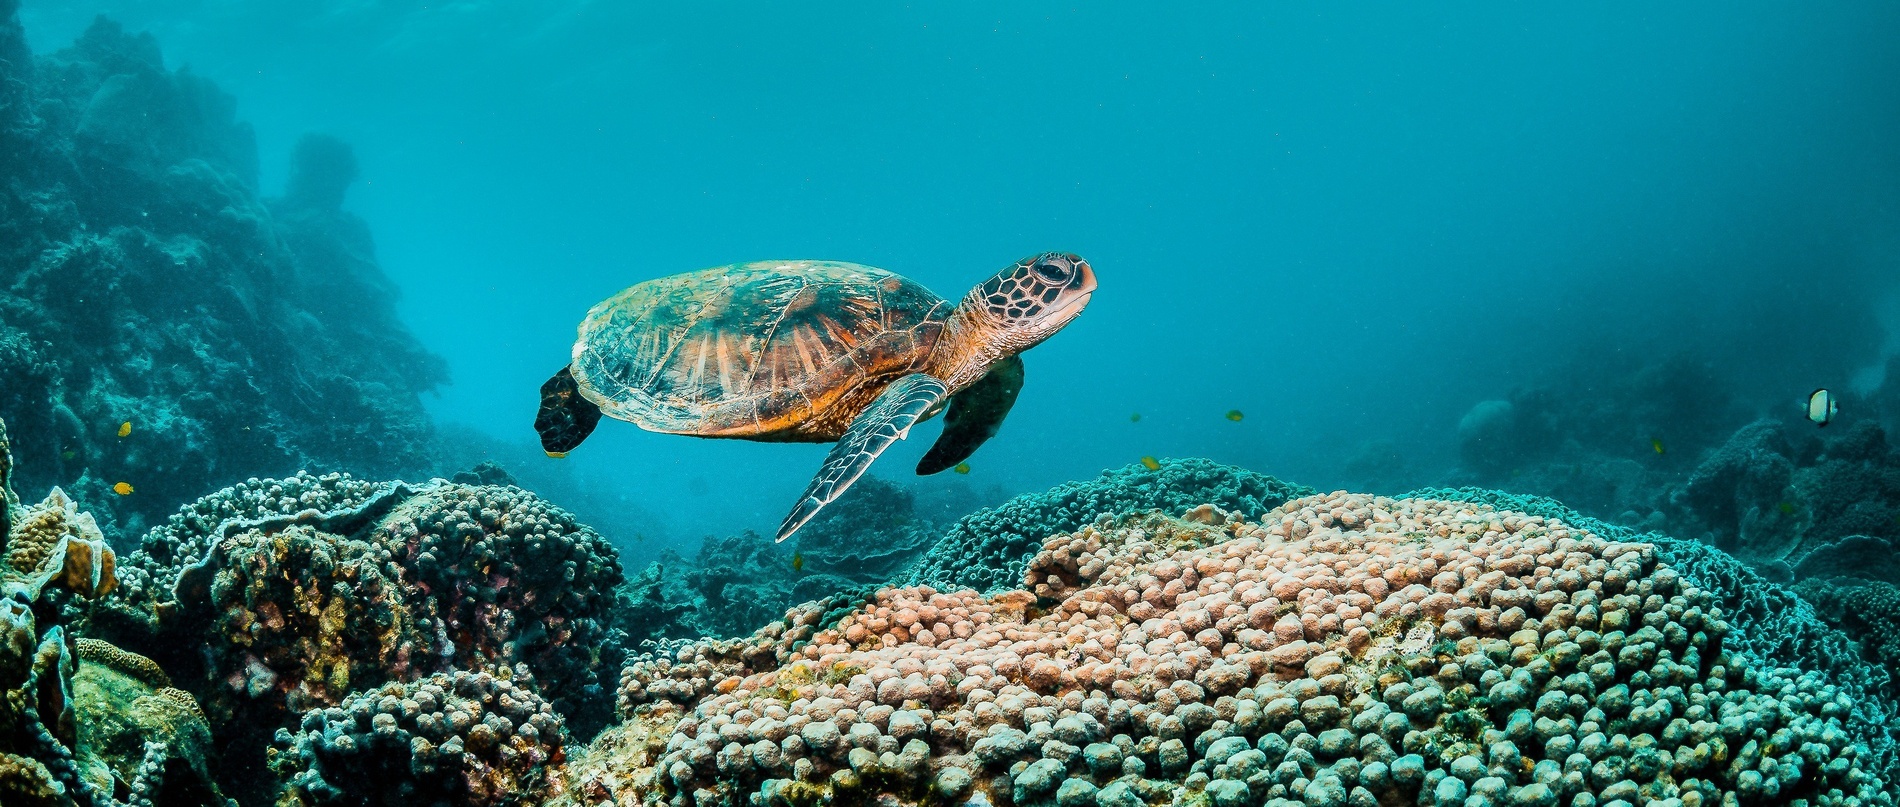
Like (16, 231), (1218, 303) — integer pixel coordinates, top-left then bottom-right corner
(13, 1), (1899, 560)
(4, 2), (1900, 807)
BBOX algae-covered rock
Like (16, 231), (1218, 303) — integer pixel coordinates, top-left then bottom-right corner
(73, 639), (227, 806)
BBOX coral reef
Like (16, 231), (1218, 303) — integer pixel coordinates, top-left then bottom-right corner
(1795, 579), (1900, 697)
(0, 413), (230, 806)
(615, 476), (938, 647)
(271, 667), (565, 807)
(0, 6), (444, 540)
(1449, 354), (1744, 527)
(1669, 419), (1900, 583)
(73, 477), (623, 804)
(588, 491), (1898, 805)
(903, 457), (1314, 594)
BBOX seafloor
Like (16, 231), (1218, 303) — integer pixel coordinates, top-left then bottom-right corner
(5, 415), (1900, 807)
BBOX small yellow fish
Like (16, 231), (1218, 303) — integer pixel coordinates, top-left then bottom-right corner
(791, 553), (804, 572)
(953, 462), (971, 474)
(1778, 501), (1796, 516)
(1140, 456), (1161, 471)
(61, 450), (76, 460)
(1651, 438), (1665, 455)
(1130, 412), (1142, 423)
(117, 421), (132, 438)
(545, 451), (568, 459)
(112, 482), (133, 495)
(1225, 410), (1244, 422)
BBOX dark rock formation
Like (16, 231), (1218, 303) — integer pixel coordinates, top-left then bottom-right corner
(0, 9), (444, 543)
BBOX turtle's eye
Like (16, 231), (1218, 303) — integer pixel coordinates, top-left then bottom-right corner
(1032, 258), (1073, 284)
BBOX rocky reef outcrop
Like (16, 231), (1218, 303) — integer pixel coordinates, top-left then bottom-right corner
(0, 3), (444, 541)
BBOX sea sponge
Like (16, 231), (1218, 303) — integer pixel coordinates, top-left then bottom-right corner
(272, 667), (565, 807)
(583, 493), (1897, 806)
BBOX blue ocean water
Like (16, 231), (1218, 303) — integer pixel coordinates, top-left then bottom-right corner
(15, 1), (1899, 559)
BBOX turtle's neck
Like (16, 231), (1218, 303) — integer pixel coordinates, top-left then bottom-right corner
(932, 292), (1013, 391)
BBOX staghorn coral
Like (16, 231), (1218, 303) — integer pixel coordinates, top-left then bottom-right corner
(576, 493), (1897, 806)
(271, 667), (565, 807)
(903, 458), (1313, 595)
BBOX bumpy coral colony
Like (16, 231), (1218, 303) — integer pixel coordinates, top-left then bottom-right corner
(601, 495), (1896, 807)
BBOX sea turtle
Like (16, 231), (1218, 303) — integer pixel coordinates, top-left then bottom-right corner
(535, 253), (1096, 541)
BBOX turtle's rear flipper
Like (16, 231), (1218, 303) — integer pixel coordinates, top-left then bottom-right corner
(917, 355), (1023, 475)
(777, 373), (947, 542)
(535, 365), (603, 456)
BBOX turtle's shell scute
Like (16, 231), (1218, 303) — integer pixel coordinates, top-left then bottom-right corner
(571, 261), (949, 436)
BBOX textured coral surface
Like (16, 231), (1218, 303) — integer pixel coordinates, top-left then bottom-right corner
(599, 494), (1897, 807)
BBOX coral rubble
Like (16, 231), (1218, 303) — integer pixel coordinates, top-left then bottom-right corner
(0, 4), (444, 539)
(590, 492), (1899, 806)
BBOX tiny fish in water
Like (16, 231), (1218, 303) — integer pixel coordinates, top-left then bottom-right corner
(117, 421), (132, 438)
(545, 451), (568, 459)
(112, 482), (133, 495)
(791, 553), (804, 572)
(1650, 438), (1665, 455)
(1130, 412), (1141, 422)
(61, 450), (76, 460)
(1778, 501), (1797, 515)
(1140, 456), (1161, 470)
(1807, 388), (1837, 427)
(953, 462), (970, 474)
(1225, 410), (1244, 422)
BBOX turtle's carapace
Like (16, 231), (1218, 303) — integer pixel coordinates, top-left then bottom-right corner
(535, 253), (1095, 542)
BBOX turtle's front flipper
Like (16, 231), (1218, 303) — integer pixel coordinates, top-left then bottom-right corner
(917, 355), (1024, 475)
(777, 373), (948, 542)
(535, 365), (604, 457)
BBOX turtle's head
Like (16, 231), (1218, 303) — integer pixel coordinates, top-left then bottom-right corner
(967, 252), (1096, 352)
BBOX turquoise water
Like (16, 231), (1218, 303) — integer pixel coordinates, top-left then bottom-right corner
(13, 2), (1900, 554)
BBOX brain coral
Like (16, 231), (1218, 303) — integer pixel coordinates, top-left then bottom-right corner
(593, 492), (1896, 807)
(902, 458), (1314, 595)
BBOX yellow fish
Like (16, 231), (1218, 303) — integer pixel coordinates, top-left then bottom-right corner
(545, 451), (568, 459)
(791, 553), (804, 572)
(1778, 501), (1796, 515)
(953, 462), (971, 474)
(1140, 456), (1161, 471)
(1651, 438), (1665, 455)
(1225, 410), (1244, 422)
(117, 421), (132, 438)
(112, 482), (133, 495)
(1130, 412), (1142, 422)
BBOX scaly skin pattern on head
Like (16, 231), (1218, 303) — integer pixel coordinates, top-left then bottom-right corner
(928, 252), (1096, 391)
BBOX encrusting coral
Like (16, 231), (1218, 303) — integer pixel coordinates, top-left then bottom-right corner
(903, 458), (1314, 595)
(594, 493), (1897, 806)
